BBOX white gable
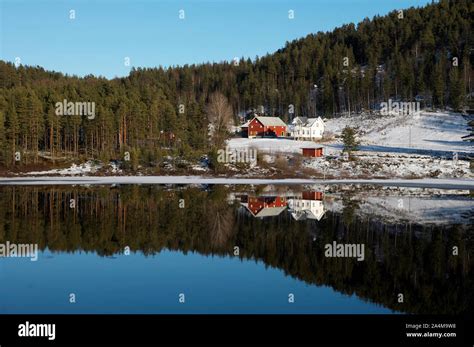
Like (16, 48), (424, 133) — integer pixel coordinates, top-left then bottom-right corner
(291, 116), (308, 125)
(290, 116), (325, 139)
(288, 199), (325, 221)
(305, 117), (325, 129)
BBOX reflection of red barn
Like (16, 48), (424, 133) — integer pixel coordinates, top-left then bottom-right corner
(241, 195), (288, 218)
(302, 147), (324, 157)
(302, 191), (324, 200)
(248, 117), (287, 138)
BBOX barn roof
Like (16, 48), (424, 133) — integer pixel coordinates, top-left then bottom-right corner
(253, 206), (287, 217)
(254, 116), (287, 127)
(240, 203), (287, 218)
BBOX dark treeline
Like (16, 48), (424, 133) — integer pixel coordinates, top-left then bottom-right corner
(0, 185), (472, 314)
(0, 0), (472, 167)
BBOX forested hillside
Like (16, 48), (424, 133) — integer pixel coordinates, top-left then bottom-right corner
(0, 0), (472, 167)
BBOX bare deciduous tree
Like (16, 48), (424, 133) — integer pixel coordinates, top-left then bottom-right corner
(206, 92), (234, 148)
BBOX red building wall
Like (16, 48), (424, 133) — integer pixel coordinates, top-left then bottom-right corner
(248, 119), (264, 137)
(302, 148), (323, 157)
(248, 119), (286, 137)
(248, 196), (287, 215)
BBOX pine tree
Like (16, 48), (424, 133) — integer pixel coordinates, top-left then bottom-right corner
(0, 0), (472, 169)
(433, 61), (445, 108)
(5, 100), (19, 166)
(341, 126), (360, 158)
(449, 68), (463, 111)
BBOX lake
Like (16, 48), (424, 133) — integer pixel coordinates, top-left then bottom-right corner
(0, 184), (472, 314)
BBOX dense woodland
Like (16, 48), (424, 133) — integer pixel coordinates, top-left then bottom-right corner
(0, 0), (472, 167)
(0, 185), (471, 314)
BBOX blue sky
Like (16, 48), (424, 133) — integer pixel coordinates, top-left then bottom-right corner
(0, 0), (431, 79)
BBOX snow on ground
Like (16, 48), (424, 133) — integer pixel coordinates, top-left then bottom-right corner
(303, 152), (472, 179)
(0, 176), (473, 189)
(325, 111), (473, 155)
(228, 137), (324, 154)
(23, 161), (124, 176)
(358, 195), (473, 225)
(190, 165), (207, 172)
(24, 161), (100, 176)
(228, 111), (472, 179)
(324, 191), (473, 225)
(229, 111), (472, 156)
(9, 111), (472, 180)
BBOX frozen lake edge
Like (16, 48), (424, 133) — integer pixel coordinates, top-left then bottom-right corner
(0, 176), (473, 190)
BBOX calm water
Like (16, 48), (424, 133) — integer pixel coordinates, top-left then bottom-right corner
(0, 185), (472, 314)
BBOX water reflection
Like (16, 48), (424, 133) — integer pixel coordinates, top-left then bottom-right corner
(0, 185), (472, 314)
(240, 195), (288, 217)
(239, 191), (326, 221)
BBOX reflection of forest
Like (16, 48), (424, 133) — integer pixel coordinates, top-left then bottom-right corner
(0, 185), (472, 314)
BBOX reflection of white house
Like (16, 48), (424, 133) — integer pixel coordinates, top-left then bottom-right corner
(288, 199), (325, 221)
(290, 116), (325, 141)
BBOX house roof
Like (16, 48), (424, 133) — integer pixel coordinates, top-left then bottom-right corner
(291, 117), (324, 128)
(291, 116), (308, 125)
(254, 206), (287, 217)
(290, 207), (325, 221)
(240, 121), (250, 128)
(301, 117), (324, 127)
(240, 203), (287, 218)
(254, 116), (287, 127)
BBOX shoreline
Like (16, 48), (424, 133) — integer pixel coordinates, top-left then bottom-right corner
(0, 176), (473, 189)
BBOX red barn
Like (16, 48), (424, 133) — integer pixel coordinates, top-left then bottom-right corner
(302, 147), (324, 157)
(248, 116), (287, 138)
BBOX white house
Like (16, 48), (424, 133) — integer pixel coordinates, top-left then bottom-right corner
(287, 198), (325, 221)
(290, 116), (325, 141)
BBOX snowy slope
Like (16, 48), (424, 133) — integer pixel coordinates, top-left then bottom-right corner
(324, 193), (472, 225)
(325, 111), (473, 154)
(229, 111), (472, 156)
(228, 138), (320, 154)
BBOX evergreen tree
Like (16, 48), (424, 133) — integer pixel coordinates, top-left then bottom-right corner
(341, 126), (360, 158)
(0, 0), (472, 168)
(449, 68), (464, 111)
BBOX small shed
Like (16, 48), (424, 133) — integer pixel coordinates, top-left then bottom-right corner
(240, 121), (250, 137)
(302, 147), (323, 157)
